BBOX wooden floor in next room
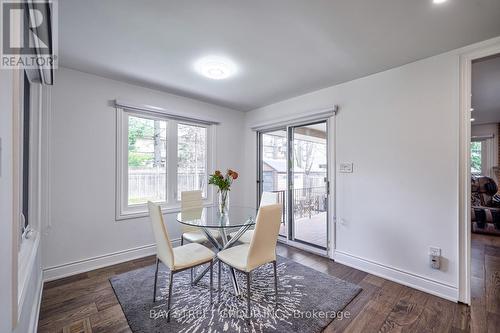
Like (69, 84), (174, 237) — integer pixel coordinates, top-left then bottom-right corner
(37, 233), (500, 333)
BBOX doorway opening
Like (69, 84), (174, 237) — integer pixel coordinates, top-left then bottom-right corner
(459, 41), (500, 307)
(257, 120), (330, 254)
(467, 53), (500, 317)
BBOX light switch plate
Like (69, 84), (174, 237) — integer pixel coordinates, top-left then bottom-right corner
(339, 162), (353, 173)
(429, 247), (441, 256)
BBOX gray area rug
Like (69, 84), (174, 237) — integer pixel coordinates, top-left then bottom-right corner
(110, 256), (361, 333)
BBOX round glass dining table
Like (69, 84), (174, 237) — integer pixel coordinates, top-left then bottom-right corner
(177, 205), (256, 228)
(176, 205), (257, 295)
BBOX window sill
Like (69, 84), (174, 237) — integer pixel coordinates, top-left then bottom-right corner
(116, 201), (214, 221)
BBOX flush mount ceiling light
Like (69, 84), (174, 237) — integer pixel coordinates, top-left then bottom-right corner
(471, 118), (476, 122)
(433, 0), (448, 4)
(194, 56), (237, 80)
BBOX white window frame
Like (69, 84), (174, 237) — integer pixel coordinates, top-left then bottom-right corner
(471, 136), (495, 177)
(116, 108), (215, 220)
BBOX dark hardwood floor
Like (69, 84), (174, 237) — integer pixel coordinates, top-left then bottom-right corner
(38, 234), (500, 333)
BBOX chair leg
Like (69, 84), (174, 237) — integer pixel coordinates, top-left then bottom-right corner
(167, 271), (174, 322)
(246, 272), (252, 318)
(273, 261), (278, 306)
(210, 260), (213, 305)
(218, 260), (222, 303)
(153, 258), (159, 303)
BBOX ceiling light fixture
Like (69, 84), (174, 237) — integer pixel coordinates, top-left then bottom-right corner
(470, 108), (474, 112)
(471, 118), (475, 122)
(194, 56), (237, 80)
(433, 0), (448, 4)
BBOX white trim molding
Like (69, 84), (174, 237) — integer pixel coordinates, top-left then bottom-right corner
(28, 276), (43, 333)
(251, 106), (338, 132)
(43, 239), (178, 282)
(327, 115), (336, 260)
(43, 243), (155, 281)
(115, 99), (220, 125)
(17, 233), (40, 318)
(458, 37), (500, 305)
(334, 251), (459, 302)
(41, 85), (52, 235)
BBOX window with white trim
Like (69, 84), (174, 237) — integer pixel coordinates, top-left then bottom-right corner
(117, 108), (213, 219)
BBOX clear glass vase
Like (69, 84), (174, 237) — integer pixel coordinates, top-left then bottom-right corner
(218, 189), (229, 215)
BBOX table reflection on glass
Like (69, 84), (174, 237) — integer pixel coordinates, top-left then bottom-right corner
(177, 206), (257, 295)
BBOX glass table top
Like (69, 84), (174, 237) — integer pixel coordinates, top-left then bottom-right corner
(176, 205), (257, 229)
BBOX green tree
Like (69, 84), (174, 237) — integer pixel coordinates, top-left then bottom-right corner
(128, 117), (154, 150)
(128, 152), (150, 167)
(471, 141), (482, 174)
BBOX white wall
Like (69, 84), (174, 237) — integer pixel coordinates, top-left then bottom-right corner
(43, 67), (246, 279)
(471, 122), (498, 137)
(241, 43), (480, 300)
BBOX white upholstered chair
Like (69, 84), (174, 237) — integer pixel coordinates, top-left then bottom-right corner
(217, 204), (282, 318)
(229, 191), (278, 243)
(148, 201), (215, 322)
(180, 190), (219, 245)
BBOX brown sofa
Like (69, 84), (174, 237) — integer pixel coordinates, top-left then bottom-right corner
(471, 176), (500, 235)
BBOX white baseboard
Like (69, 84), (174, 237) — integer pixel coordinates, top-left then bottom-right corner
(334, 250), (459, 302)
(28, 276), (43, 333)
(43, 239), (179, 282)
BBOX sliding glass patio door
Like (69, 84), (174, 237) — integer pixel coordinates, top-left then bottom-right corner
(289, 122), (328, 249)
(258, 120), (329, 251)
(257, 129), (288, 237)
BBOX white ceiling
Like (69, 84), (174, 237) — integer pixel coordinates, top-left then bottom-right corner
(472, 54), (500, 124)
(59, 0), (500, 111)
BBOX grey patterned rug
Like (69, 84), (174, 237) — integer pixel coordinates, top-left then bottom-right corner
(110, 256), (361, 333)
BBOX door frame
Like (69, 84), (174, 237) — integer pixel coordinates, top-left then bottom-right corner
(287, 120), (330, 252)
(458, 39), (500, 305)
(256, 117), (335, 258)
(256, 126), (288, 239)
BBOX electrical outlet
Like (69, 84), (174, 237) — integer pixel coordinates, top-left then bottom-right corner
(429, 247), (441, 270)
(430, 255), (441, 269)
